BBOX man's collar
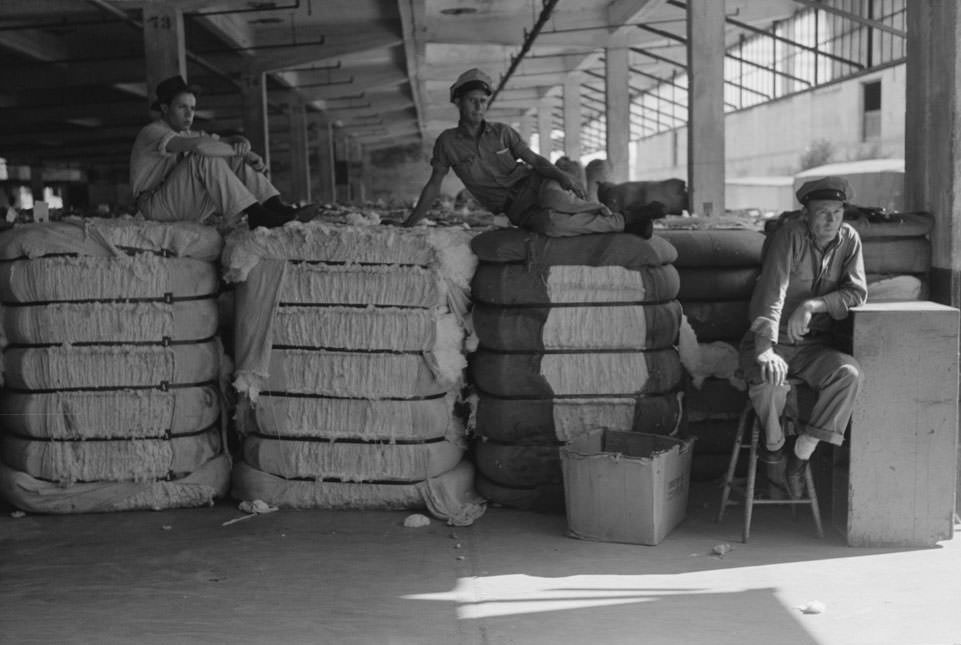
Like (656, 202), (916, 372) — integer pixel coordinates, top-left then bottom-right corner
(456, 119), (490, 138)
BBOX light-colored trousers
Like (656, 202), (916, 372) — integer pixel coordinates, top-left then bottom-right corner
(738, 333), (863, 449)
(523, 208), (626, 236)
(139, 155), (279, 224)
(511, 177), (626, 236)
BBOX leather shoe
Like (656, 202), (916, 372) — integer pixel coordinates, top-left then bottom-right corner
(785, 453), (808, 499)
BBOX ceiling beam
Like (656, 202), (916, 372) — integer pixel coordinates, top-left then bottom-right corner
(247, 29), (403, 73)
(397, 0), (427, 148)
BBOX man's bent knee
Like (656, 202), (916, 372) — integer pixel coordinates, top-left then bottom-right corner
(835, 362), (863, 389)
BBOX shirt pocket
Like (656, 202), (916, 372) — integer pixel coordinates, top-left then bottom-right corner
(494, 147), (518, 174)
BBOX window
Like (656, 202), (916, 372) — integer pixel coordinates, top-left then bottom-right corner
(862, 80), (882, 141)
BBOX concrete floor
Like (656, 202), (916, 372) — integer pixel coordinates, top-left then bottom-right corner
(1, 482), (960, 645)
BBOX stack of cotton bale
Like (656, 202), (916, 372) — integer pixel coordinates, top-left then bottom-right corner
(659, 228), (765, 479)
(469, 229), (685, 511)
(224, 221), (485, 525)
(0, 218), (229, 512)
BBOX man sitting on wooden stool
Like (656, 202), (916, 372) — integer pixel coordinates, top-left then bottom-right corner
(739, 176), (868, 498)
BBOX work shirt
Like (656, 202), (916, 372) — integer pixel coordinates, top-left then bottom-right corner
(129, 120), (217, 201)
(749, 217), (867, 344)
(431, 120), (532, 213)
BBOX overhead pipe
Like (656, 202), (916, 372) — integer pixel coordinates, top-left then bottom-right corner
(185, 0), (304, 17)
(0, 16), (126, 31)
(489, 0), (561, 106)
(289, 76), (355, 89)
(190, 37), (326, 56)
(287, 62), (342, 73)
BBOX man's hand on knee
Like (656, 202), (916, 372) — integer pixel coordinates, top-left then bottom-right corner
(756, 347), (788, 386)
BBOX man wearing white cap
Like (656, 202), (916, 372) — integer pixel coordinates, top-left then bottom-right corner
(739, 176), (867, 498)
(403, 68), (659, 236)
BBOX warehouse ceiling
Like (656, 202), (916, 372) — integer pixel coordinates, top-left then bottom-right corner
(0, 0), (801, 173)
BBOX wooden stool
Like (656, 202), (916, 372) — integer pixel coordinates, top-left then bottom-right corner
(716, 385), (824, 542)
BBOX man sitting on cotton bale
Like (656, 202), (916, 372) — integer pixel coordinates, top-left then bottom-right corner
(739, 176), (867, 498)
(130, 75), (312, 229)
(403, 68), (663, 238)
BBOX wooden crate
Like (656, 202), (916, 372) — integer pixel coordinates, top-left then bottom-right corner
(834, 302), (959, 547)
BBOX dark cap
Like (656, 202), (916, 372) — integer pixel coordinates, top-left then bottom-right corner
(796, 175), (851, 205)
(450, 68), (493, 102)
(150, 75), (201, 111)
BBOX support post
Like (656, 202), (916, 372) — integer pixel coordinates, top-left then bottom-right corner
(605, 45), (630, 182)
(905, 1), (961, 307)
(349, 139), (365, 203)
(314, 120), (336, 204)
(287, 99), (310, 203)
(142, 3), (186, 115)
(241, 70), (270, 172)
(537, 99), (553, 160)
(686, 0), (725, 216)
(904, 1), (961, 512)
(563, 73), (582, 162)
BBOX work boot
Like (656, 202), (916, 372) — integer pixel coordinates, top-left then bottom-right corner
(623, 201), (666, 239)
(785, 453), (808, 499)
(247, 204), (296, 229)
(264, 196), (320, 222)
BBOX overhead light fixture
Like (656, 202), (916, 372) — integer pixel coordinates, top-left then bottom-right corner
(440, 7), (478, 16)
(249, 17), (283, 24)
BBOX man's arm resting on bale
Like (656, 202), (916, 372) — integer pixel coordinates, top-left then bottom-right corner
(403, 167), (447, 227)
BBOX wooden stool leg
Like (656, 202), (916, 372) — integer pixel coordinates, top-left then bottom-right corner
(743, 415), (760, 543)
(805, 465), (824, 538)
(717, 405), (751, 523)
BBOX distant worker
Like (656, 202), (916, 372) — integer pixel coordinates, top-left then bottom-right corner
(739, 176), (867, 498)
(130, 75), (312, 229)
(402, 68), (662, 237)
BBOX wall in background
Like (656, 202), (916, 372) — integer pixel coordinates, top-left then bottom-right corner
(631, 63), (906, 182)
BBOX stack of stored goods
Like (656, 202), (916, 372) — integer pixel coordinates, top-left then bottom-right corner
(0, 218), (229, 512)
(469, 229), (685, 511)
(224, 221), (485, 525)
(660, 228), (765, 479)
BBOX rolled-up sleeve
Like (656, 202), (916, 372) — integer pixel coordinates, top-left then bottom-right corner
(821, 232), (868, 319)
(430, 135), (451, 173)
(749, 227), (794, 344)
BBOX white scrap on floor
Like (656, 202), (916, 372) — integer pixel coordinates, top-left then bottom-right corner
(799, 600), (827, 614)
(712, 543), (734, 557)
(222, 500), (279, 526)
(404, 513), (431, 528)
